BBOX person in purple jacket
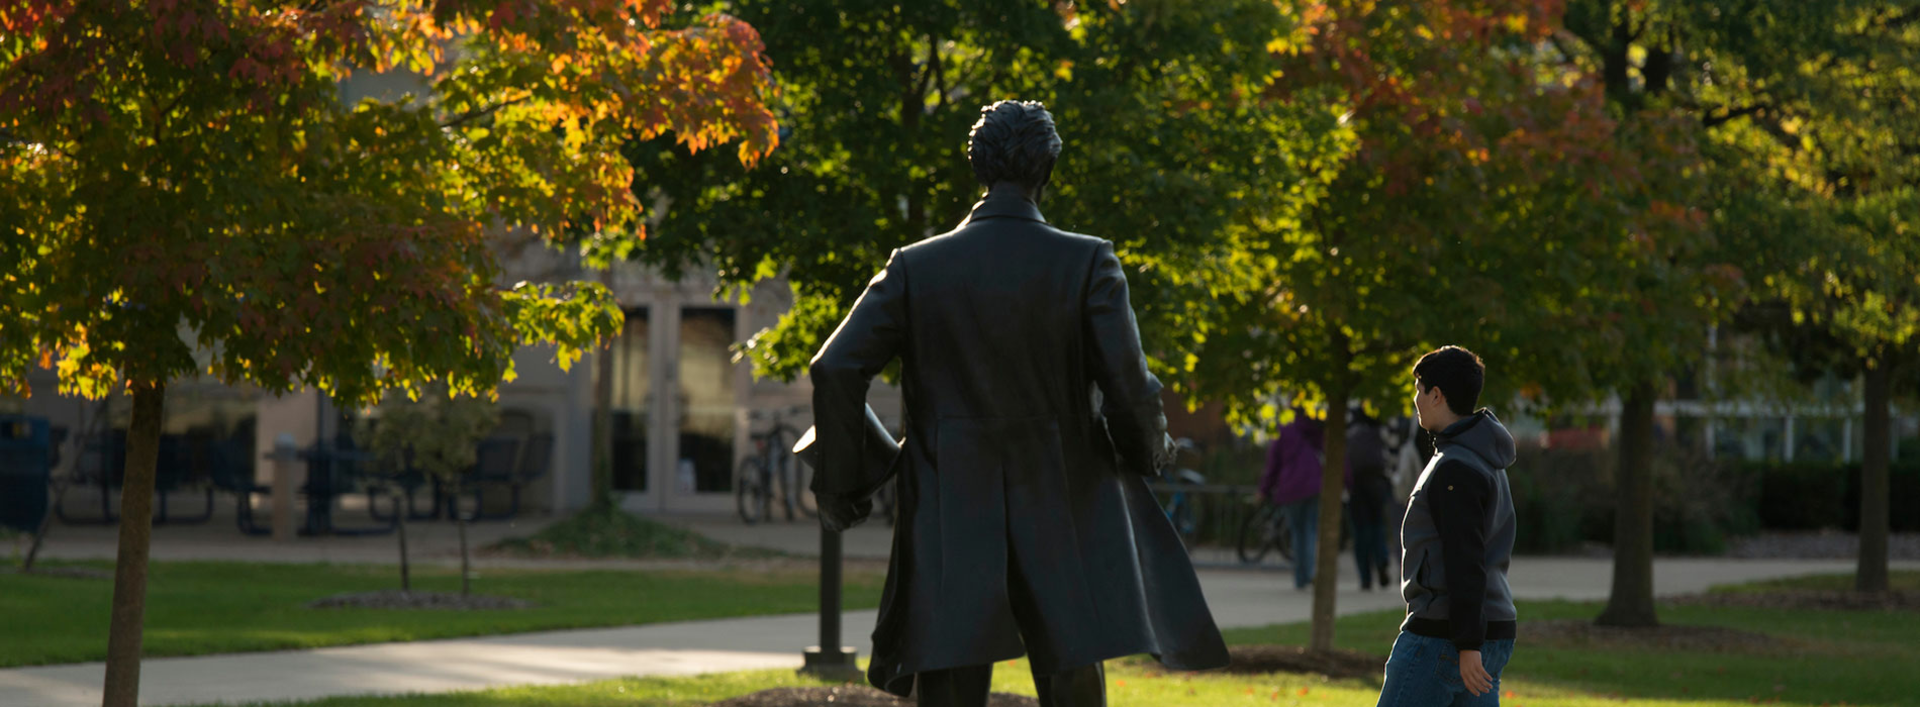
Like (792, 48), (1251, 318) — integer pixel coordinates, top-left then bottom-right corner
(1258, 407), (1325, 590)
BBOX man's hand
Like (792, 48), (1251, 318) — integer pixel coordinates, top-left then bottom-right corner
(1458, 649), (1492, 696)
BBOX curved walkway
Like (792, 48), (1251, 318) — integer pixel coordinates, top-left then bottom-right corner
(4, 556), (1910, 706)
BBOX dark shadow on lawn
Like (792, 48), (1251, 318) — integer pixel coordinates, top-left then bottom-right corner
(707, 686), (1037, 707)
(1216, 645), (1385, 683)
(1667, 589), (1920, 612)
(306, 589), (534, 610)
(1, 566), (112, 580)
(1520, 619), (1821, 655)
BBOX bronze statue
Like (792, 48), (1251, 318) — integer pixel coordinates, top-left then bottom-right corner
(803, 100), (1229, 707)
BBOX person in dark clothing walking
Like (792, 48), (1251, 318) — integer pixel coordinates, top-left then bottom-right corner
(1377, 346), (1518, 707)
(1345, 408), (1393, 590)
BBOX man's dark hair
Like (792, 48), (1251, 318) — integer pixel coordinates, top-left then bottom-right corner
(967, 100), (1062, 188)
(1413, 345), (1485, 417)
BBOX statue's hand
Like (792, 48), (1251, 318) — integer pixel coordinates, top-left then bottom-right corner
(817, 492), (873, 532)
(1150, 432), (1178, 474)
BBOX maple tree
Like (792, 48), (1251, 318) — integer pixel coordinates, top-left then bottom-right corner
(612, 0), (1346, 383)
(1689, 1), (1920, 595)
(0, 0), (776, 703)
(1169, 0), (1738, 650)
(1555, 0), (1920, 621)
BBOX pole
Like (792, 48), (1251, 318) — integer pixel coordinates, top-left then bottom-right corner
(271, 434), (298, 542)
(800, 525), (860, 681)
(821, 526), (842, 648)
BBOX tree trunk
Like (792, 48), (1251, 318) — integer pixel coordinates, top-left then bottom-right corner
(26, 395), (101, 571)
(102, 380), (166, 707)
(1857, 357), (1892, 593)
(1309, 386), (1350, 654)
(1597, 383), (1659, 627)
(590, 268), (617, 509)
(395, 490), (412, 594)
(21, 472), (65, 571)
(1602, 14), (1633, 107)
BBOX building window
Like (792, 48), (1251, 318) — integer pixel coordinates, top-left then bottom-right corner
(612, 307), (649, 492)
(678, 307), (736, 493)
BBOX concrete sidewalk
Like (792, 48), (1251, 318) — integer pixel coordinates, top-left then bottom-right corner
(5, 556), (1910, 707)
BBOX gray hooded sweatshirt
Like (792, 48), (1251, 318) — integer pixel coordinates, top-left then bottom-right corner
(1397, 409), (1518, 650)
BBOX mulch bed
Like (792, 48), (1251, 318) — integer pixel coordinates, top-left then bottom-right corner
(1665, 590), (1920, 612)
(710, 646), (1391, 705)
(1218, 645), (1384, 681)
(706, 686), (1037, 707)
(1520, 619), (1810, 654)
(1726, 531), (1920, 560)
(306, 590), (534, 610)
(3, 566), (113, 580)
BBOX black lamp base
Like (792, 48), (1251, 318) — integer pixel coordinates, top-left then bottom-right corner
(799, 646), (862, 682)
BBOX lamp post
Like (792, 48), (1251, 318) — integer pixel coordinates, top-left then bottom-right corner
(800, 524), (861, 681)
(792, 405), (897, 682)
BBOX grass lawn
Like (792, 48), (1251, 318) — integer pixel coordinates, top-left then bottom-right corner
(1711, 568), (1920, 593)
(209, 571), (1920, 707)
(199, 660), (1815, 707)
(0, 560), (885, 668)
(486, 507), (788, 560)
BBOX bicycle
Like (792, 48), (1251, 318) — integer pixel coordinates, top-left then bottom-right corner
(735, 405), (814, 524)
(1236, 495), (1353, 564)
(1158, 438), (1206, 546)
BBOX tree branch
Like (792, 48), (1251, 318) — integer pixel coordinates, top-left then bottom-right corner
(0, 128), (76, 161)
(1875, 7), (1920, 32)
(1562, 13), (1608, 58)
(1751, 115), (1801, 152)
(914, 41), (936, 103)
(439, 96), (530, 128)
(1701, 103), (1770, 129)
(929, 42), (948, 115)
(1547, 33), (1585, 65)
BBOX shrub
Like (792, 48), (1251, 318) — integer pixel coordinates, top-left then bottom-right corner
(1736, 460), (1920, 533)
(1510, 441), (1759, 555)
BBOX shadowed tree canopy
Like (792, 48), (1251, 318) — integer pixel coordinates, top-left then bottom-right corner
(615, 0), (1348, 383)
(1553, 0), (1920, 616)
(0, 0), (779, 403)
(1695, 0), (1920, 594)
(1175, 0), (1739, 650)
(0, 1), (779, 704)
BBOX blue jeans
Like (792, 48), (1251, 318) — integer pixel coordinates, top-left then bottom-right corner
(1376, 632), (1515, 707)
(1282, 496), (1319, 589)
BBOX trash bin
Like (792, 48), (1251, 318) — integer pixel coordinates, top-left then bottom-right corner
(0, 415), (52, 533)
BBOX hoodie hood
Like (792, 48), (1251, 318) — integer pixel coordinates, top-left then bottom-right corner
(1436, 409), (1516, 469)
(1286, 416), (1325, 447)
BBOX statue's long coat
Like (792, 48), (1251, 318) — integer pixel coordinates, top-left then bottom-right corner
(808, 194), (1230, 696)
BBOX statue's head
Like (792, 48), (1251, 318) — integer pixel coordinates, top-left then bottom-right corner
(967, 100), (1062, 195)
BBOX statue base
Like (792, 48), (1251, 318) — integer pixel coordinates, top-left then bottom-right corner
(798, 646), (862, 682)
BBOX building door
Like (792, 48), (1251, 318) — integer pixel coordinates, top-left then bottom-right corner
(610, 306), (655, 507)
(673, 307), (738, 506)
(610, 296), (748, 515)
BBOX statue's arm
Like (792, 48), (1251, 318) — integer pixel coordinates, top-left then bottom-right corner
(1083, 241), (1175, 476)
(808, 249), (908, 500)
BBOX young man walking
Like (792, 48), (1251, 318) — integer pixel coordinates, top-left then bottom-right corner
(1378, 346), (1518, 707)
